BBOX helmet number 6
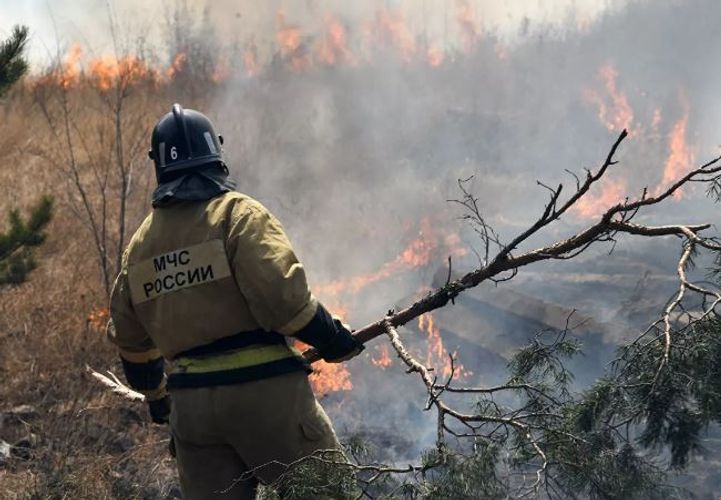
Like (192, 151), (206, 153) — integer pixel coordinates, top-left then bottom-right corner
(170, 146), (178, 160)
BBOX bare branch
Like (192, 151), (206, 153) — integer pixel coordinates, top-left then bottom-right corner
(86, 365), (145, 401)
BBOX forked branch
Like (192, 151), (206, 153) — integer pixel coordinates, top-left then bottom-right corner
(303, 129), (721, 364)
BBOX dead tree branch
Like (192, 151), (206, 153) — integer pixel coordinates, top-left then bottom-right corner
(303, 130), (721, 364)
(86, 365), (145, 401)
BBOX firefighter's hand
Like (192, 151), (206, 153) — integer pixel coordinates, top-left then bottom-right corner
(325, 344), (364, 363)
(322, 321), (365, 363)
(148, 395), (171, 424)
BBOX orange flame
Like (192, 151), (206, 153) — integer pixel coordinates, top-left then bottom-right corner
(243, 42), (259, 77)
(366, 8), (417, 62)
(292, 340), (351, 396)
(308, 218), (469, 393)
(211, 58), (231, 83)
(427, 46), (444, 67)
(584, 63), (634, 134)
(88, 55), (154, 91)
(294, 303), (353, 395)
(87, 306), (110, 331)
(41, 5), (507, 87)
(657, 98), (693, 199)
(293, 339), (353, 396)
(371, 344), (393, 369)
(276, 11), (302, 54)
(36, 45), (193, 89)
(316, 218), (466, 298)
(58, 43), (83, 88)
(309, 360), (353, 396)
(318, 15), (351, 65)
(167, 52), (187, 80)
(418, 312), (471, 379)
(276, 11), (311, 71)
(571, 177), (627, 220)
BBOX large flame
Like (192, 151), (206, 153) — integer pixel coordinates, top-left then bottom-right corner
(58, 43), (83, 88)
(39, 13), (702, 397)
(293, 336), (354, 397)
(584, 63), (635, 134)
(309, 219), (468, 394)
(316, 217), (466, 299)
(40, 45), (170, 90)
(578, 65), (698, 221)
(309, 360), (354, 397)
(657, 97), (693, 199)
(41, 4), (502, 86)
(89, 55), (154, 91)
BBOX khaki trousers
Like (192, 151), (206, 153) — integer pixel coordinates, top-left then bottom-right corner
(169, 371), (341, 500)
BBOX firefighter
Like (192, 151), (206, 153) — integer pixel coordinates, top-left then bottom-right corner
(107, 104), (363, 499)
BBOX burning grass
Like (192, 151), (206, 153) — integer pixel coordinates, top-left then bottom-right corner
(0, 1), (716, 496)
(0, 71), (182, 498)
(0, 40), (480, 495)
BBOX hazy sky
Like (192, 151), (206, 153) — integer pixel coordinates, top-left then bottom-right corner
(1, 0), (622, 65)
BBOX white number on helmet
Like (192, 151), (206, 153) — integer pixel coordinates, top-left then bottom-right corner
(170, 146), (178, 160)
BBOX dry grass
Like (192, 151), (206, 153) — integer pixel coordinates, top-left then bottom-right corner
(0, 79), (191, 499)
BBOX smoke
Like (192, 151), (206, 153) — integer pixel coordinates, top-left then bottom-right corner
(5, 1), (621, 69)
(208, 0), (721, 302)
(10, 0), (721, 484)
(196, 1), (721, 471)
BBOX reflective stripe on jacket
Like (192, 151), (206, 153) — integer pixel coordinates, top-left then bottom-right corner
(108, 191), (315, 389)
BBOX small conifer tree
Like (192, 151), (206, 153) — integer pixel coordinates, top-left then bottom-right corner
(0, 25), (53, 285)
(0, 196), (53, 285)
(0, 25), (29, 96)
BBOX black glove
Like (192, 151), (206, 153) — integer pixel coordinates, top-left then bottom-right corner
(322, 319), (364, 363)
(148, 395), (171, 424)
(294, 304), (365, 363)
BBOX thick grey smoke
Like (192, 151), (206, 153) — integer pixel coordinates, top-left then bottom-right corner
(211, 0), (721, 321)
(202, 1), (721, 474)
(2, 0), (613, 64)
(9, 0), (721, 484)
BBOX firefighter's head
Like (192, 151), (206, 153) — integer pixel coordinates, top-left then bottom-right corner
(148, 103), (226, 183)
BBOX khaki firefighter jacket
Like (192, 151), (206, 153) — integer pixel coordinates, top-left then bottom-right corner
(108, 192), (318, 395)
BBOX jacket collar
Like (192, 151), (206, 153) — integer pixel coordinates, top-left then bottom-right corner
(152, 170), (236, 208)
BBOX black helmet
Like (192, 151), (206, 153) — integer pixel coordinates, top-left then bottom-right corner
(148, 104), (225, 182)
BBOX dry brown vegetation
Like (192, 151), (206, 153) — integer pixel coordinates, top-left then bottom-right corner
(5, 2), (721, 497)
(0, 73), (194, 498)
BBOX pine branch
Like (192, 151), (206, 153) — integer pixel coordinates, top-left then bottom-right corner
(0, 196), (53, 285)
(0, 25), (29, 97)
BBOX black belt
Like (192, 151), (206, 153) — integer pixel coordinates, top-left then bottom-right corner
(174, 330), (287, 359)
